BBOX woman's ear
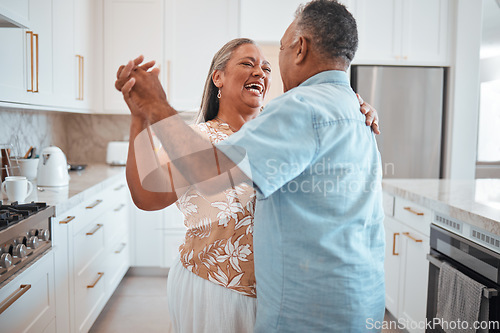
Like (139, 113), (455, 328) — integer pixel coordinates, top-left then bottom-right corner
(295, 35), (308, 65)
(212, 70), (223, 88)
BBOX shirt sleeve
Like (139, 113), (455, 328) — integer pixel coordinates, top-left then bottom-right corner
(216, 92), (318, 199)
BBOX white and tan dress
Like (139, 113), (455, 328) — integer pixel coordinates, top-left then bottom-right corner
(166, 120), (257, 333)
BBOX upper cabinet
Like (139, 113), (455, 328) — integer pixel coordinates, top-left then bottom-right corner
(352, 0), (452, 66)
(0, 0), (53, 107)
(0, 0), (98, 111)
(102, 0), (164, 114)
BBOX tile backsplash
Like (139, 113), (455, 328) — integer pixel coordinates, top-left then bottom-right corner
(0, 107), (130, 164)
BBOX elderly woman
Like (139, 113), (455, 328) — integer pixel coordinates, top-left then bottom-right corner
(120, 38), (379, 333)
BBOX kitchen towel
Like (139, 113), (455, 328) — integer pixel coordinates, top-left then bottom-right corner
(436, 262), (489, 333)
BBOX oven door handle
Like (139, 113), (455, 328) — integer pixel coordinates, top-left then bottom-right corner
(427, 253), (499, 299)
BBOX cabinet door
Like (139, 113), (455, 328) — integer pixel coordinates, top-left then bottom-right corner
(398, 229), (430, 333)
(74, 0), (97, 110)
(0, 28), (27, 103)
(384, 216), (401, 317)
(401, 0), (450, 65)
(166, 0), (238, 111)
(52, 0), (77, 108)
(27, 0), (53, 105)
(131, 206), (165, 266)
(0, 251), (55, 333)
(103, 0), (164, 114)
(163, 229), (186, 268)
(352, 0), (403, 64)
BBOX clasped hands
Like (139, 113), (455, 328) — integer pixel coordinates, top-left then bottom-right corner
(115, 55), (175, 124)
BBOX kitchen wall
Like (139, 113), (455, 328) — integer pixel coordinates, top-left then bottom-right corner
(0, 107), (130, 164)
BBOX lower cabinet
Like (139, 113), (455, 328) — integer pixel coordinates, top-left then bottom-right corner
(131, 203), (186, 268)
(53, 175), (130, 333)
(383, 193), (431, 333)
(0, 250), (56, 333)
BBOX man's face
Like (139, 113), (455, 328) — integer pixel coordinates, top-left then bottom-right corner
(279, 20), (298, 93)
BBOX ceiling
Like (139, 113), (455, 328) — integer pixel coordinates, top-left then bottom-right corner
(481, 0), (500, 58)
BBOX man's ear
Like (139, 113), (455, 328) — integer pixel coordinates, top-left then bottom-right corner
(212, 70), (223, 88)
(294, 35), (308, 65)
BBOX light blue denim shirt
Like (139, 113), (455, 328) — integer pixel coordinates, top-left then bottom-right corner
(217, 70), (385, 332)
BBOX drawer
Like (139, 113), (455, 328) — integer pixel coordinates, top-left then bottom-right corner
(73, 221), (105, 274)
(106, 233), (130, 296)
(74, 258), (106, 333)
(105, 200), (129, 246)
(394, 197), (432, 237)
(0, 251), (55, 333)
(73, 195), (110, 236)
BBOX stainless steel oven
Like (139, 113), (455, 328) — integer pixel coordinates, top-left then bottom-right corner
(426, 224), (500, 332)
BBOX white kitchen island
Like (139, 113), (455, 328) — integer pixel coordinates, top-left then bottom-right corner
(381, 178), (500, 333)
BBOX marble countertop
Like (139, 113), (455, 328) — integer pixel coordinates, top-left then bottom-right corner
(2, 164), (126, 215)
(382, 178), (500, 236)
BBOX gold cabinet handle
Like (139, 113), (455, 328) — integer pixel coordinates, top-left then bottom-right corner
(404, 206), (424, 216)
(81, 55), (84, 99)
(76, 55), (82, 100)
(59, 216), (76, 224)
(0, 284), (31, 315)
(166, 60), (171, 97)
(26, 31), (34, 92)
(402, 232), (423, 243)
(392, 233), (399, 256)
(33, 33), (39, 93)
(114, 204), (126, 212)
(115, 242), (126, 254)
(86, 224), (103, 236)
(87, 272), (104, 288)
(86, 199), (103, 209)
(114, 184), (125, 191)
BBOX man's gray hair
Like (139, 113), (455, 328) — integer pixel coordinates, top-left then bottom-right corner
(295, 0), (358, 65)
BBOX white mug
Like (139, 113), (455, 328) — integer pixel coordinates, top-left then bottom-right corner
(1, 176), (34, 203)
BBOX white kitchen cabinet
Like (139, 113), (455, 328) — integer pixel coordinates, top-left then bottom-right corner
(0, 0), (53, 106)
(0, 250), (56, 333)
(53, 175), (130, 333)
(164, 0), (239, 111)
(383, 193), (431, 333)
(131, 203), (185, 268)
(352, 0), (452, 66)
(102, 0), (164, 114)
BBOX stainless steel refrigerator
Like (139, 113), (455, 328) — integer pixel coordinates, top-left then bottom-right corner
(351, 66), (446, 179)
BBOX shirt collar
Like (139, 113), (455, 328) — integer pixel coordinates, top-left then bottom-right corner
(299, 70), (350, 87)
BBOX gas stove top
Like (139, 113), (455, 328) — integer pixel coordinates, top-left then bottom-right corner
(0, 201), (55, 285)
(0, 202), (49, 231)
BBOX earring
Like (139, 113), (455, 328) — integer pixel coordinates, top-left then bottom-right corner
(217, 89), (221, 99)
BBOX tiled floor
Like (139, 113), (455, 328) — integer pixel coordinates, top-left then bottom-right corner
(90, 273), (403, 332)
(89, 273), (171, 333)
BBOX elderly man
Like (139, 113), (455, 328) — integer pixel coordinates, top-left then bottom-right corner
(116, 0), (385, 331)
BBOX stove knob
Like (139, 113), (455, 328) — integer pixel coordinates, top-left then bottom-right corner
(2, 244), (13, 255)
(15, 236), (27, 246)
(27, 236), (39, 249)
(29, 229), (38, 237)
(0, 253), (12, 269)
(13, 244), (27, 258)
(38, 229), (50, 242)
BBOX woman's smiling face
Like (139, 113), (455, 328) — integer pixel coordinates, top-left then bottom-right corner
(214, 43), (272, 110)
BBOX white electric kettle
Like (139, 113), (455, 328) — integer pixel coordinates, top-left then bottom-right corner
(37, 146), (70, 187)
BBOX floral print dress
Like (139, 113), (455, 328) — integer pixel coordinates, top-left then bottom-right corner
(176, 120), (256, 297)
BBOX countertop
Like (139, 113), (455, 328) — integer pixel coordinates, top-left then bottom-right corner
(382, 178), (500, 236)
(2, 164), (126, 215)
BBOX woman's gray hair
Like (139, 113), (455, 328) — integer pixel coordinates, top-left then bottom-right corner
(294, 0), (358, 66)
(195, 38), (257, 123)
